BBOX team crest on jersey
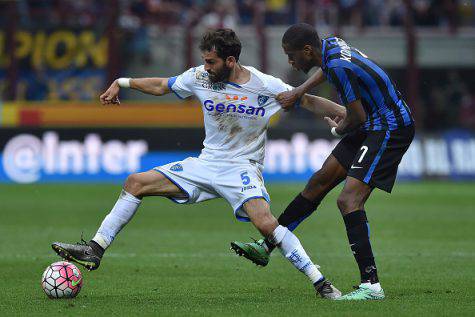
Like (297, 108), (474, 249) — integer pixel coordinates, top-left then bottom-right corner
(258, 95), (269, 107)
(170, 163), (183, 172)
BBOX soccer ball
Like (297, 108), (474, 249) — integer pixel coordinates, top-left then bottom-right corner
(41, 261), (83, 299)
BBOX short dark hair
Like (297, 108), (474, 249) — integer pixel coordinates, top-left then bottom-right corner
(199, 28), (242, 62)
(282, 23), (320, 50)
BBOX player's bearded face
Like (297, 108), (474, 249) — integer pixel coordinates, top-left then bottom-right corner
(208, 62), (232, 83)
(203, 50), (233, 83)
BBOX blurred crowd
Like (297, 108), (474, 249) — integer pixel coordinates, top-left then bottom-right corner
(1, 0), (474, 29)
(419, 70), (475, 131)
(1, 0), (474, 132)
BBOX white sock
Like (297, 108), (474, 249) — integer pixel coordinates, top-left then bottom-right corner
(270, 225), (324, 285)
(92, 190), (141, 250)
(360, 282), (382, 292)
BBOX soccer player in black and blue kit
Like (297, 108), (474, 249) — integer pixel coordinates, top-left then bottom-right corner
(231, 23), (415, 300)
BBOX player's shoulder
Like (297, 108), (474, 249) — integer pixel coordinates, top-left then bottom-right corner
(245, 66), (289, 94)
(323, 36), (355, 70)
(180, 65), (205, 77)
(175, 65), (209, 86)
(326, 59), (353, 70)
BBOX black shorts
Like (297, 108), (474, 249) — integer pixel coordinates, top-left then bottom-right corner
(332, 125), (415, 193)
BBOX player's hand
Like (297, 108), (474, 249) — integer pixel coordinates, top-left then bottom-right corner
(324, 116), (343, 128)
(100, 80), (121, 105)
(276, 88), (303, 111)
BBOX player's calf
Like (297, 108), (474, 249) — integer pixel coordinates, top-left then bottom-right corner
(337, 178), (382, 290)
(243, 199), (341, 299)
(230, 192), (323, 266)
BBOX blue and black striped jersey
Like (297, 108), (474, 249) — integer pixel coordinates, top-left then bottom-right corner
(321, 37), (414, 131)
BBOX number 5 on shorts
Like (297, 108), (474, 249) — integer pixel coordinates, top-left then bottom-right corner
(240, 172), (250, 185)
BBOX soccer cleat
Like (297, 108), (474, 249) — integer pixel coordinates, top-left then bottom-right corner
(230, 238), (270, 267)
(336, 284), (385, 300)
(51, 239), (102, 271)
(314, 279), (342, 299)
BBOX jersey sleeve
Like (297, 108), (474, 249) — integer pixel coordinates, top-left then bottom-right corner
(167, 67), (196, 99)
(327, 66), (360, 106)
(264, 75), (303, 108)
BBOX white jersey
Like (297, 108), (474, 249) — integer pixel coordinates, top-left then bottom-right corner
(168, 65), (292, 165)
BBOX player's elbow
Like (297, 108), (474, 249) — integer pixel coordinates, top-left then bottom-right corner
(152, 89), (165, 96)
(150, 85), (167, 96)
(337, 106), (347, 118)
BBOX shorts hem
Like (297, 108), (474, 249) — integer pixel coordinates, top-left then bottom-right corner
(331, 151), (349, 171)
(233, 195), (271, 222)
(347, 173), (393, 193)
(153, 168), (191, 204)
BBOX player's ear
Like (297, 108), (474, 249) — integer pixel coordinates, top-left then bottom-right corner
(303, 45), (313, 56)
(226, 56), (236, 68)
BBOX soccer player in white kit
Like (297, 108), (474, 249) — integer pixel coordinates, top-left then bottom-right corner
(52, 29), (345, 299)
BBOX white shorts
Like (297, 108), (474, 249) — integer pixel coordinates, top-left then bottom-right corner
(154, 157), (270, 222)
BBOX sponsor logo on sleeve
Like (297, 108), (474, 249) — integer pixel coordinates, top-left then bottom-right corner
(170, 163), (183, 172)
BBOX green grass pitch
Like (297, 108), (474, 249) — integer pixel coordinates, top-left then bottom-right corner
(0, 182), (474, 316)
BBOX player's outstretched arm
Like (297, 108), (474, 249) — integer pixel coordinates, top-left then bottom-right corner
(299, 94), (346, 118)
(129, 77), (171, 96)
(99, 77), (171, 105)
(325, 99), (366, 136)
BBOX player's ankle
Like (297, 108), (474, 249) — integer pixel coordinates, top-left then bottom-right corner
(360, 281), (382, 292)
(263, 238), (275, 253)
(88, 240), (105, 258)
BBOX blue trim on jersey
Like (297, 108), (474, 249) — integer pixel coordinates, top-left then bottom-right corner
(234, 195), (271, 222)
(226, 81), (242, 88)
(153, 168), (191, 203)
(167, 76), (185, 100)
(364, 130), (391, 183)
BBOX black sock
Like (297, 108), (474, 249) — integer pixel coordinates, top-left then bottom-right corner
(263, 193), (320, 252)
(88, 240), (105, 258)
(343, 210), (379, 284)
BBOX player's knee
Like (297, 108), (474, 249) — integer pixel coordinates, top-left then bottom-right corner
(337, 192), (353, 214)
(337, 192), (364, 214)
(124, 173), (145, 197)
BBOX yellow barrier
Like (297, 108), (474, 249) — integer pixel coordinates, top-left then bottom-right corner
(1, 101), (282, 127)
(1, 101), (204, 127)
